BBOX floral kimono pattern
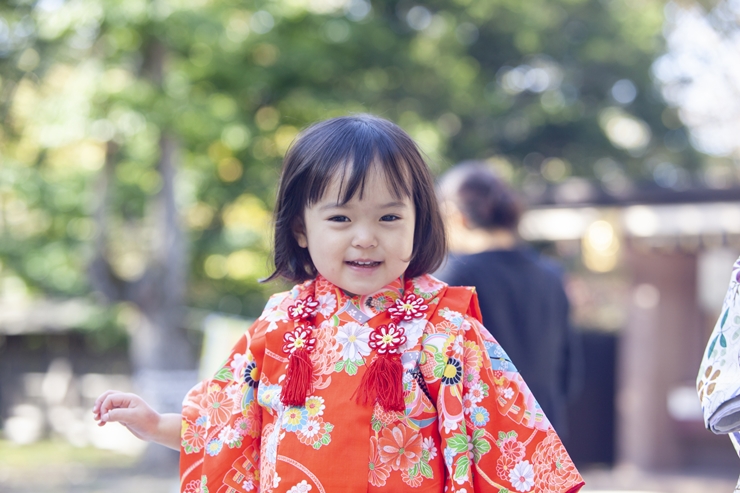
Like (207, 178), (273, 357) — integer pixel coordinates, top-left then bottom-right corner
(180, 274), (584, 493)
(697, 256), (740, 489)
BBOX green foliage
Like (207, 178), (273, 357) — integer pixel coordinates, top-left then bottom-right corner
(0, 0), (700, 320)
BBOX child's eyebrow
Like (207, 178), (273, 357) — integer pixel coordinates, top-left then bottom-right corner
(379, 201), (409, 208)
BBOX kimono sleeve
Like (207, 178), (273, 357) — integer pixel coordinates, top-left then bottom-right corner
(697, 256), (740, 448)
(179, 319), (267, 493)
(436, 311), (584, 493)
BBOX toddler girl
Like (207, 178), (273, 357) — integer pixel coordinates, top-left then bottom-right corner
(94, 114), (584, 493)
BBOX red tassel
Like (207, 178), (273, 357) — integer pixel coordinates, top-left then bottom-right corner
(280, 348), (313, 407)
(354, 353), (406, 412)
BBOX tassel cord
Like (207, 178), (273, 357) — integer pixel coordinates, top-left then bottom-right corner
(281, 348), (314, 407)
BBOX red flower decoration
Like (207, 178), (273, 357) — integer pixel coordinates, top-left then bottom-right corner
(288, 295), (319, 321)
(388, 293), (428, 323)
(368, 323), (407, 354)
(282, 325), (316, 354)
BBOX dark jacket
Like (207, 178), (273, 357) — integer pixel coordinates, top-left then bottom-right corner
(435, 247), (582, 436)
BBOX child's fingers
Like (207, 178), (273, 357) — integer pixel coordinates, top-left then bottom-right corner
(93, 390), (123, 422)
(98, 392), (137, 420)
(93, 390), (120, 413)
(102, 407), (135, 425)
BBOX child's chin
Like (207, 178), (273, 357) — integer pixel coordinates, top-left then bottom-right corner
(334, 279), (379, 297)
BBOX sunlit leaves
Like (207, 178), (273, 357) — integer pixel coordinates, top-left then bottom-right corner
(0, 0), (706, 319)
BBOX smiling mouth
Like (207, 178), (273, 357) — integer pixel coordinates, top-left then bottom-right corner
(346, 260), (382, 268)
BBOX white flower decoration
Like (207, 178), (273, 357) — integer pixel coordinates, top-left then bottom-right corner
(509, 460), (535, 492)
(335, 322), (372, 361)
(317, 292), (337, 318)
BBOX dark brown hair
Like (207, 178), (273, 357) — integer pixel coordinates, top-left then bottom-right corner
(265, 114), (447, 283)
(439, 161), (522, 230)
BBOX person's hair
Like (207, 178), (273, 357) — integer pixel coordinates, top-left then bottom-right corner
(265, 113), (447, 283)
(438, 161), (522, 230)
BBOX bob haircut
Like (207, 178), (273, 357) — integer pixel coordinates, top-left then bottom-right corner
(266, 114), (447, 284)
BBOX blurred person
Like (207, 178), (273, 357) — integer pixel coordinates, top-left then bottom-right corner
(93, 115), (584, 492)
(436, 161), (582, 438)
(697, 255), (740, 490)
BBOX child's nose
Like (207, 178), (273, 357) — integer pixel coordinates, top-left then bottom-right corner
(351, 227), (378, 248)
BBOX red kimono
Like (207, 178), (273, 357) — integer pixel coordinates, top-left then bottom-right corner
(180, 274), (584, 493)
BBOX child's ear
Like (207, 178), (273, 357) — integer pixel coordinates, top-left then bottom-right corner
(292, 219), (308, 248)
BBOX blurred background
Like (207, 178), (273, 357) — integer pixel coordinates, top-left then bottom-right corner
(1, 0), (740, 491)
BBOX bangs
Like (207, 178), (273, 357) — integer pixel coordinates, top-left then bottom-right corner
(299, 120), (415, 206)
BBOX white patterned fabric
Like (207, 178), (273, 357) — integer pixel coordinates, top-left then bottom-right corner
(697, 256), (740, 493)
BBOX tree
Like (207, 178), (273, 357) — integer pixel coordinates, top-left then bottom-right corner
(652, 0), (740, 188)
(0, 0), (711, 380)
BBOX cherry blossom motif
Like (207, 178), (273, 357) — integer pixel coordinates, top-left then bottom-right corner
(288, 296), (320, 321)
(368, 323), (407, 354)
(282, 325), (316, 354)
(388, 293), (429, 323)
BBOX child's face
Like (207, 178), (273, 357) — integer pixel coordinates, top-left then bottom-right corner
(295, 166), (415, 296)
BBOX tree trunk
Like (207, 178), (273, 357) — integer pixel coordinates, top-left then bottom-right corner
(89, 38), (196, 472)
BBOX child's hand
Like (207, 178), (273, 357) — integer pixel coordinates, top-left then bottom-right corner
(93, 390), (183, 450)
(93, 390), (161, 442)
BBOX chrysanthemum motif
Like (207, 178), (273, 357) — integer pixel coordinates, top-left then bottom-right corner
(282, 325), (316, 354)
(244, 361), (259, 388)
(441, 357), (463, 385)
(183, 479), (205, 493)
(509, 460), (535, 492)
(368, 323), (407, 354)
(388, 293), (428, 323)
(288, 296), (319, 321)
(471, 406), (490, 426)
(282, 406), (308, 432)
(531, 430), (582, 493)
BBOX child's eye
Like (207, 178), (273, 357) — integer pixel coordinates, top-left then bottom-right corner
(381, 214), (400, 222)
(328, 215), (350, 222)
